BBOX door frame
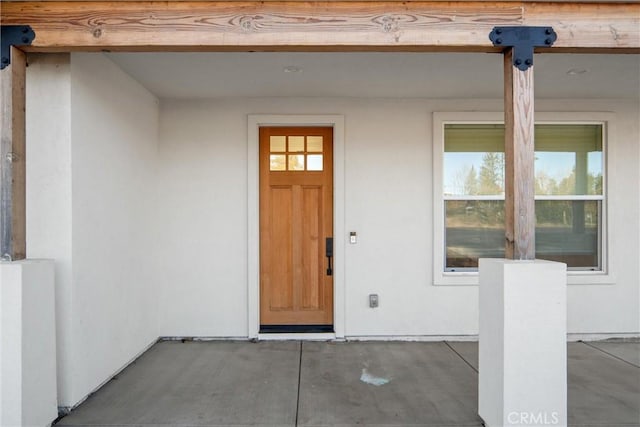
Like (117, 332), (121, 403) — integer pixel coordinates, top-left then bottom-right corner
(248, 115), (345, 339)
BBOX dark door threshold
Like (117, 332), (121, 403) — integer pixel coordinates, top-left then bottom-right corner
(260, 324), (334, 333)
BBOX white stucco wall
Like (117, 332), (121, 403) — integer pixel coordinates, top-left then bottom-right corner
(0, 261), (57, 427)
(25, 53), (639, 409)
(157, 97), (639, 338)
(69, 53), (160, 405)
(27, 53), (160, 407)
(26, 53), (74, 408)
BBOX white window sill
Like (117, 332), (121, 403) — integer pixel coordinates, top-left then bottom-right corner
(434, 271), (616, 286)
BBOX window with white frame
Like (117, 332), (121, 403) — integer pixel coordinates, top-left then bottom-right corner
(434, 114), (607, 279)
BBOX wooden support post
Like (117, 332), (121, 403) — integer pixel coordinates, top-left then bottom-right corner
(0, 46), (27, 261)
(504, 48), (535, 260)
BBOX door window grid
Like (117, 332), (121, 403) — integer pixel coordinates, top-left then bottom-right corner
(270, 135), (324, 171)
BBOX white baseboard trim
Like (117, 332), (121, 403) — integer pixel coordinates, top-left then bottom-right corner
(160, 336), (249, 342)
(345, 335), (479, 342)
(567, 332), (640, 342)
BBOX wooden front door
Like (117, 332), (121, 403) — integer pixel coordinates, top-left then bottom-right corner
(260, 127), (333, 329)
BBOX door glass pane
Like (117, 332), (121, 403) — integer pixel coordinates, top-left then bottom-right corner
(270, 136), (286, 152)
(307, 136), (323, 152)
(288, 154), (304, 171)
(445, 200), (505, 269)
(288, 136), (305, 152)
(307, 155), (323, 171)
(536, 200), (600, 268)
(270, 154), (286, 171)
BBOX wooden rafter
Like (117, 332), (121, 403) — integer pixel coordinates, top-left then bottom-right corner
(1, 1), (638, 52)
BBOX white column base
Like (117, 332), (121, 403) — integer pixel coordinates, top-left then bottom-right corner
(479, 259), (567, 427)
(1, 260), (57, 427)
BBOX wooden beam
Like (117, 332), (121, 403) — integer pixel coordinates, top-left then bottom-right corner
(3, 0), (637, 3)
(523, 2), (640, 51)
(504, 48), (535, 260)
(0, 47), (27, 261)
(1, 1), (638, 52)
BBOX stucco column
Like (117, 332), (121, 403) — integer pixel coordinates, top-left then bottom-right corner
(0, 260), (57, 427)
(478, 258), (567, 427)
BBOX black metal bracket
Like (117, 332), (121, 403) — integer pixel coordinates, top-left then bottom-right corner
(1, 26), (36, 70)
(489, 26), (557, 71)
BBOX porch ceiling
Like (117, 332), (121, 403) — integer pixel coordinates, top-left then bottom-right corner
(105, 52), (640, 99)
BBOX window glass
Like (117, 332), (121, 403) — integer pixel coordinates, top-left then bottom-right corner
(444, 124), (603, 197)
(534, 125), (603, 196)
(445, 200), (505, 269)
(443, 123), (604, 271)
(536, 200), (600, 268)
(444, 125), (505, 197)
(446, 200), (601, 269)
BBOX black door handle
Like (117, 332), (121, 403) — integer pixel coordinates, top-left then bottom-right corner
(326, 237), (333, 276)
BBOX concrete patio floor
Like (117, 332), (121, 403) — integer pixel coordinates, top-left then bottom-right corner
(56, 340), (640, 427)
